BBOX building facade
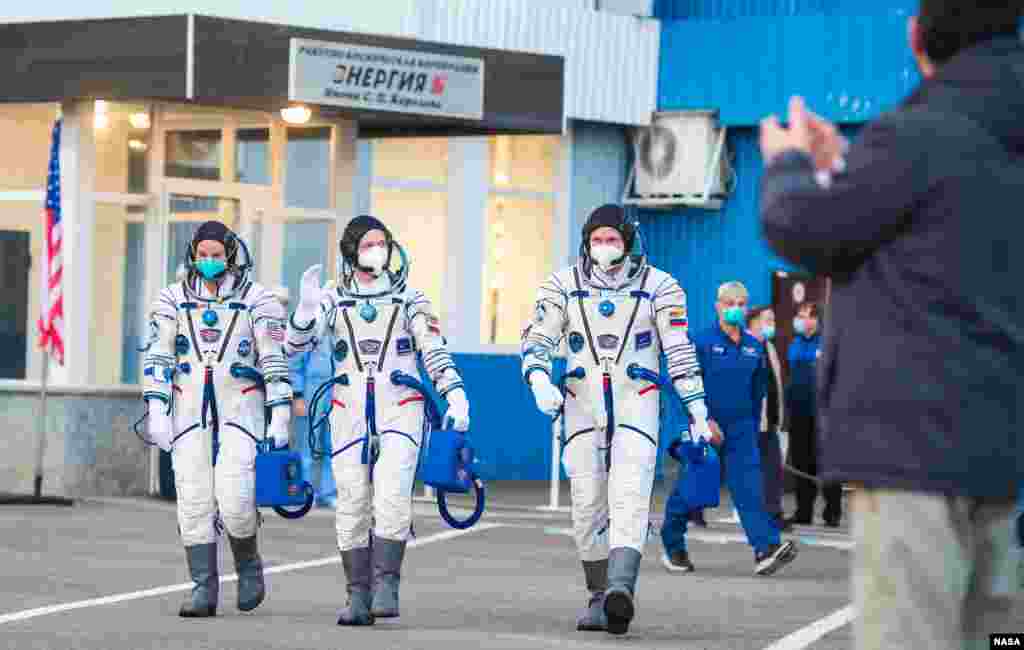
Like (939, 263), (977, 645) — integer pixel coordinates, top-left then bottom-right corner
(0, 1), (657, 495)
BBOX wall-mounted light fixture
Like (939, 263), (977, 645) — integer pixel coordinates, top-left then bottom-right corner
(129, 112), (151, 130)
(280, 105), (312, 124)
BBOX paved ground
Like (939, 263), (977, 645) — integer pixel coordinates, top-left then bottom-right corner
(0, 484), (1020, 650)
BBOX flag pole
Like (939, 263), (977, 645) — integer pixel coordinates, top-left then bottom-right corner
(34, 350), (49, 499)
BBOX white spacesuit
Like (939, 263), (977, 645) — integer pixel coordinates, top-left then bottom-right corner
(285, 215), (470, 627)
(521, 204), (712, 636)
(142, 221), (292, 618)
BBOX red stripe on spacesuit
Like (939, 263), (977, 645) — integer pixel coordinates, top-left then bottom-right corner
(566, 389), (576, 399)
(397, 395), (425, 407)
(638, 384), (658, 396)
(172, 385), (182, 394)
(331, 399), (346, 409)
(241, 384), (261, 394)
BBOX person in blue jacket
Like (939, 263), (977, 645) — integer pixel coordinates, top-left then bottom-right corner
(286, 287), (338, 509)
(661, 281), (798, 576)
(785, 301), (841, 527)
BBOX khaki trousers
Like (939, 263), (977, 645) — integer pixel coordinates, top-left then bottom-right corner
(852, 487), (1019, 650)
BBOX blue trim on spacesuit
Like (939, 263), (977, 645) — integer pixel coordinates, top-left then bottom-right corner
(171, 423), (200, 445)
(225, 422), (260, 444)
(618, 424), (656, 448)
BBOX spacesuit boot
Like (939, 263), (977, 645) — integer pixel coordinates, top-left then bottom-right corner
(228, 534), (266, 612)
(179, 543), (219, 618)
(371, 537), (407, 618)
(576, 559), (608, 631)
(603, 547), (641, 635)
(337, 547), (375, 626)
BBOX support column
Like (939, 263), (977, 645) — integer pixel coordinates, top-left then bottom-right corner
(142, 104), (168, 496)
(332, 120), (358, 282)
(353, 139), (372, 218)
(553, 121), (575, 271)
(55, 99), (97, 386)
(443, 138), (489, 351)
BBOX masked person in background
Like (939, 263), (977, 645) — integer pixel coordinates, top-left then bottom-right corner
(521, 204), (713, 636)
(661, 283), (797, 576)
(286, 284), (338, 509)
(785, 301), (842, 527)
(286, 215), (471, 627)
(141, 220), (293, 617)
(746, 306), (787, 531)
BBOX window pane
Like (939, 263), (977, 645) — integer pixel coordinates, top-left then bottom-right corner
(0, 229), (31, 379)
(482, 196), (555, 345)
(236, 128), (270, 184)
(121, 219), (146, 384)
(0, 103), (60, 191)
(92, 202), (148, 385)
(165, 130), (222, 181)
(285, 127), (331, 210)
(95, 101), (151, 193)
(0, 201), (44, 379)
(489, 135), (560, 193)
(371, 137), (447, 184)
(371, 188), (447, 316)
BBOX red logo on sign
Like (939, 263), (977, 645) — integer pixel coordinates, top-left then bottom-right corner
(431, 75), (447, 95)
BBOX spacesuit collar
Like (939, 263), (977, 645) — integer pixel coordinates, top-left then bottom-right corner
(352, 273), (392, 296)
(580, 255), (646, 291)
(193, 273), (237, 300)
(590, 262), (629, 289)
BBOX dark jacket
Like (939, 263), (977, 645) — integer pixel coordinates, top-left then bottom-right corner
(692, 325), (767, 426)
(786, 333), (821, 418)
(760, 36), (1024, 498)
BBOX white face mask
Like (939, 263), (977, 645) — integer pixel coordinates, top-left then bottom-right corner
(358, 246), (388, 275)
(590, 244), (624, 271)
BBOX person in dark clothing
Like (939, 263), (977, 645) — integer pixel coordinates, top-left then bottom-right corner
(746, 306), (788, 531)
(759, 2), (1023, 646)
(784, 302), (842, 528)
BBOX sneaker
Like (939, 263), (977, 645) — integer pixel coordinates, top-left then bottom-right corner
(661, 550), (695, 573)
(755, 541), (798, 576)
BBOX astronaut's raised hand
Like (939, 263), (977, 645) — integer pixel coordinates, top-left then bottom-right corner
(267, 408), (291, 449)
(529, 372), (563, 417)
(444, 387), (471, 432)
(147, 399), (173, 452)
(295, 264), (323, 325)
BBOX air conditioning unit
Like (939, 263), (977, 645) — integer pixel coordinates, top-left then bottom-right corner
(623, 110), (734, 210)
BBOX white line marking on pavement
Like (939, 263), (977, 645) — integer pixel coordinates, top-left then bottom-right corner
(762, 605), (856, 650)
(0, 523), (504, 626)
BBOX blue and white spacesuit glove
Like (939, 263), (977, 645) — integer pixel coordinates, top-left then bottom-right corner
(528, 371), (563, 417)
(294, 264), (324, 327)
(146, 399), (173, 452)
(686, 401), (714, 444)
(266, 406), (291, 449)
(444, 387), (471, 432)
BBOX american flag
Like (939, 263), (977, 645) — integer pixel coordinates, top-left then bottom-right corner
(37, 119), (64, 366)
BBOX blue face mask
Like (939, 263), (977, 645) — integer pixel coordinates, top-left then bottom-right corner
(793, 317), (807, 335)
(196, 258), (226, 281)
(723, 306), (746, 326)
(762, 325), (776, 340)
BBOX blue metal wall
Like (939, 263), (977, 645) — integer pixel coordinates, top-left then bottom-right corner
(659, 7), (920, 125)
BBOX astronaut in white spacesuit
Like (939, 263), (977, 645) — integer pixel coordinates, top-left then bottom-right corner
(142, 220), (292, 618)
(521, 204), (713, 636)
(286, 215), (471, 627)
